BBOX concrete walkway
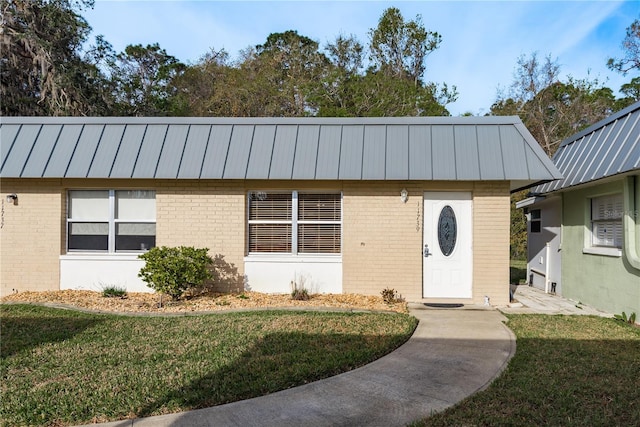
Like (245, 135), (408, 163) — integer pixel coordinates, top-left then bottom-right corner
(502, 284), (614, 317)
(77, 307), (515, 427)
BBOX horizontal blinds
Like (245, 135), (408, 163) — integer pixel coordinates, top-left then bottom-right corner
(298, 224), (341, 253)
(249, 192), (292, 220)
(249, 224), (292, 252)
(298, 193), (341, 221)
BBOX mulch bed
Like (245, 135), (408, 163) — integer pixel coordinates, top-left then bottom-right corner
(0, 290), (408, 314)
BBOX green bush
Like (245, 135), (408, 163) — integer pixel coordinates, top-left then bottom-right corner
(138, 246), (213, 300)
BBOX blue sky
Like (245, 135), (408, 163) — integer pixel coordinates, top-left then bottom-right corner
(82, 1), (639, 115)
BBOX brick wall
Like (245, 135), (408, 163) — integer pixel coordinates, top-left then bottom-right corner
(0, 179), (63, 296)
(156, 180), (246, 292)
(1, 179), (510, 303)
(472, 181), (510, 305)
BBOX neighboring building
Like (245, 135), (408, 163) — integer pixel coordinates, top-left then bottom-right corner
(0, 116), (560, 305)
(518, 101), (640, 315)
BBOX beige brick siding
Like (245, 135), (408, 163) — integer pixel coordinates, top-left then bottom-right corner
(1, 179), (510, 303)
(472, 181), (511, 305)
(0, 179), (63, 296)
(156, 180), (246, 292)
(342, 182), (424, 300)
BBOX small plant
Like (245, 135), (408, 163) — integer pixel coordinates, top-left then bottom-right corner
(138, 246), (213, 300)
(290, 276), (311, 301)
(291, 288), (310, 301)
(101, 285), (127, 298)
(236, 293), (249, 299)
(614, 311), (637, 325)
(381, 287), (399, 304)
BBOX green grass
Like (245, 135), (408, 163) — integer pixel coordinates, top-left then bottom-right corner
(0, 304), (417, 426)
(411, 314), (640, 426)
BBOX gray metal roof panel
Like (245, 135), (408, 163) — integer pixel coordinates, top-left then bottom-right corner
(454, 126), (481, 180)
(315, 125), (341, 179)
(362, 125), (386, 179)
(155, 125), (189, 179)
(87, 124), (124, 178)
(132, 124), (167, 178)
(408, 125), (432, 180)
(499, 125), (529, 180)
(385, 125), (409, 180)
(43, 124), (83, 177)
(0, 124), (21, 171)
(1, 116), (562, 191)
(110, 124), (146, 178)
(178, 125), (210, 179)
(476, 125), (504, 180)
(21, 124), (61, 177)
(533, 101), (640, 194)
(431, 125), (456, 180)
(200, 125), (231, 179)
(2, 125), (41, 177)
(246, 125), (276, 180)
(292, 125), (320, 179)
(269, 125), (297, 179)
(338, 125), (364, 180)
(65, 125), (104, 178)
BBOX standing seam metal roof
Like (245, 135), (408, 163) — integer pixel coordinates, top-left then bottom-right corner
(534, 101), (640, 194)
(0, 116), (561, 191)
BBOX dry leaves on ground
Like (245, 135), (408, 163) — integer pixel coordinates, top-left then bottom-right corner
(0, 290), (408, 314)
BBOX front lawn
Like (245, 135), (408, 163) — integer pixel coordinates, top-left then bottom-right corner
(0, 304), (417, 426)
(412, 314), (640, 426)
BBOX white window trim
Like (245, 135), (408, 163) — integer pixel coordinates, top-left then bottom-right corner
(67, 189), (156, 254)
(247, 190), (343, 256)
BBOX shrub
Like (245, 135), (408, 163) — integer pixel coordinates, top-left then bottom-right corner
(381, 287), (399, 304)
(138, 246), (213, 300)
(101, 285), (127, 298)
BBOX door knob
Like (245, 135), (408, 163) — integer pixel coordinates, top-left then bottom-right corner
(424, 244), (432, 257)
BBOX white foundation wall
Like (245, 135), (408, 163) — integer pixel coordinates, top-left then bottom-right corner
(60, 255), (153, 293)
(244, 256), (342, 294)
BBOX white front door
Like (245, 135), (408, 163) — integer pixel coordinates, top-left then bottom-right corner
(423, 192), (473, 298)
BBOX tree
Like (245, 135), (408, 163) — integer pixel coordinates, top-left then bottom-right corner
(368, 7), (441, 86)
(607, 18), (640, 75)
(110, 43), (185, 116)
(1, 0), (112, 115)
(253, 30), (329, 116)
(492, 52), (617, 156)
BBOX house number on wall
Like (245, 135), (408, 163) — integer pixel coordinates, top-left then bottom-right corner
(438, 205), (457, 256)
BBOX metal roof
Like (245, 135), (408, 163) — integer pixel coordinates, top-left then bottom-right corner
(534, 101), (640, 194)
(0, 116), (561, 191)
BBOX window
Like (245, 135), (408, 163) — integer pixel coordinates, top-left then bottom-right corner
(590, 194), (623, 248)
(67, 190), (156, 252)
(248, 191), (341, 254)
(530, 209), (541, 233)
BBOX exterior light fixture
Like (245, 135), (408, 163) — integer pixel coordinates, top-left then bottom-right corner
(400, 188), (408, 203)
(5, 194), (17, 204)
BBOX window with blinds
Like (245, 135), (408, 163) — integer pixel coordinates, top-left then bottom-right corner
(67, 190), (156, 252)
(248, 191), (342, 254)
(591, 194), (623, 248)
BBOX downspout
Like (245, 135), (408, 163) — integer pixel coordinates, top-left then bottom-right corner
(623, 176), (640, 271)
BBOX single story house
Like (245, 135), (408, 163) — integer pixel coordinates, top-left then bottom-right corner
(517, 101), (640, 315)
(0, 116), (561, 305)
